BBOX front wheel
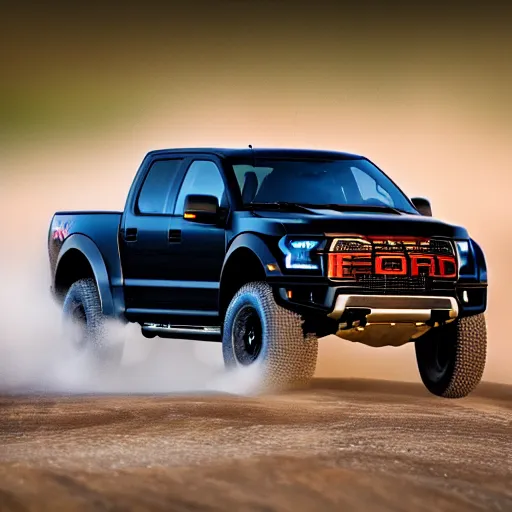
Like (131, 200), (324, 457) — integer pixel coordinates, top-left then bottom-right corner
(222, 282), (318, 390)
(415, 313), (487, 398)
(62, 278), (123, 368)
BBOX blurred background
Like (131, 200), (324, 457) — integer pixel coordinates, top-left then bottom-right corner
(1, 0), (510, 385)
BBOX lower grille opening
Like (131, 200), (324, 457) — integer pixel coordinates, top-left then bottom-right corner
(355, 275), (428, 294)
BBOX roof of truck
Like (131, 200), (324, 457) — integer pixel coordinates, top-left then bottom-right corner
(145, 147), (364, 160)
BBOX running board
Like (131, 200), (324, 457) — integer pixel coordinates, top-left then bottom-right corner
(141, 323), (222, 342)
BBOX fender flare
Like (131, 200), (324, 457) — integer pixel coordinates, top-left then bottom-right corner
(218, 233), (283, 316)
(221, 232), (284, 281)
(470, 238), (487, 283)
(55, 234), (115, 316)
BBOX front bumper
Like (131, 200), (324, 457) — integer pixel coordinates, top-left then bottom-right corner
(270, 278), (487, 339)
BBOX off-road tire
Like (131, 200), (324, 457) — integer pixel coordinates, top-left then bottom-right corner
(62, 278), (122, 367)
(222, 281), (318, 390)
(415, 313), (487, 398)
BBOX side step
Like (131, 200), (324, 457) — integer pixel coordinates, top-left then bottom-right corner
(141, 323), (222, 342)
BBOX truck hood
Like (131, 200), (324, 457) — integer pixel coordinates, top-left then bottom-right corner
(249, 208), (469, 239)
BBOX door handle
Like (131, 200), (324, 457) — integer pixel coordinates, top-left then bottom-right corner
(168, 229), (181, 243)
(124, 227), (138, 242)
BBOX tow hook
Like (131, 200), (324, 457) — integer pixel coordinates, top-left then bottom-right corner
(338, 308), (371, 329)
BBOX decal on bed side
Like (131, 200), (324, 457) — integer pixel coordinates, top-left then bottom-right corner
(52, 221), (71, 242)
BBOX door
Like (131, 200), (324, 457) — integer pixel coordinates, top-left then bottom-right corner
(165, 159), (229, 318)
(120, 157), (185, 314)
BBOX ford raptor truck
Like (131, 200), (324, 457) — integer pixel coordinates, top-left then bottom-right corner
(48, 148), (488, 397)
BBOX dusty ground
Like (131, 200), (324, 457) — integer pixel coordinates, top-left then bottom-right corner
(0, 378), (510, 512)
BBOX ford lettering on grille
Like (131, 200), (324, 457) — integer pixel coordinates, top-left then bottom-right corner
(327, 237), (457, 279)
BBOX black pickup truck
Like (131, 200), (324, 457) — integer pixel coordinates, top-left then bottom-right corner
(48, 148), (488, 397)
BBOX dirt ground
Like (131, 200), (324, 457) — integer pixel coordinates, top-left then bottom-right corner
(0, 379), (510, 512)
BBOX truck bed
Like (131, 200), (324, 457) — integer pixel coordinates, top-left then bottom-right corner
(48, 211), (123, 293)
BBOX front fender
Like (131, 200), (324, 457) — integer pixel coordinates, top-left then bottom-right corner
(222, 233), (284, 279)
(55, 234), (115, 316)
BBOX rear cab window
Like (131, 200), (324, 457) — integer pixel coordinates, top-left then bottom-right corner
(137, 159), (183, 214)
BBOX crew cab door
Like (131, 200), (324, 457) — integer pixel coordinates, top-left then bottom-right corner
(119, 157), (186, 315)
(165, 159), (229, 320)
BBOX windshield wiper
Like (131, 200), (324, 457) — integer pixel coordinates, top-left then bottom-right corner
(246, 202), (316, 213)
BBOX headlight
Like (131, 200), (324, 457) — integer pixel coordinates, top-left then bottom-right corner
(455, 240), (470, 273)
(279, 238), (322, 270)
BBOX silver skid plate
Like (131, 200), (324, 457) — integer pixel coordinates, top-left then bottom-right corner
(328, 294), (458, 347)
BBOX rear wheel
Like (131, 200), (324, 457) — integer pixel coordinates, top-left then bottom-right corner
(62, 278), (123, 367)
(415, 313), (487, 398)
(222, 282), (318, 390)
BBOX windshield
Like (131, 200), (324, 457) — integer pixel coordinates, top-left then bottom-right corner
(230, 158), (417, 214)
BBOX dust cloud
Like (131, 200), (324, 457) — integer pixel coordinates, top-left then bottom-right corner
(0, 255), (263, 395)
(0, 95), (510, 391)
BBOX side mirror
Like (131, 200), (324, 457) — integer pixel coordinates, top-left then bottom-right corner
(411, 197), (432, 217)
(183, 194), (219, 224)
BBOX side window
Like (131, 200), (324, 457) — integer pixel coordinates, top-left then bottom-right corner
(137, 159), (183, 214)
(351, 167), (393, 206)
(174, 160), (226, 214)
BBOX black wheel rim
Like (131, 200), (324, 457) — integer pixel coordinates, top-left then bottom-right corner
(232, 306), (263, 365)
(420, 324), (457, 383)
(434, 337), (451, 376)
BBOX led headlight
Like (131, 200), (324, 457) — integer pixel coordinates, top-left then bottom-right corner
(279, 238), (322, 270)
(455, 240), (471, 274)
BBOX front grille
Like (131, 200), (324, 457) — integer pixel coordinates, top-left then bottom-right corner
(327, 236), (457, 280)
(356, 275), (428, 294)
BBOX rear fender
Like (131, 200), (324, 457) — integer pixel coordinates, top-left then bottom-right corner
(55, 234), (115, 317)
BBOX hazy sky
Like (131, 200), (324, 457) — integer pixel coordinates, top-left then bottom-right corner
(1, 1), (511, 146)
